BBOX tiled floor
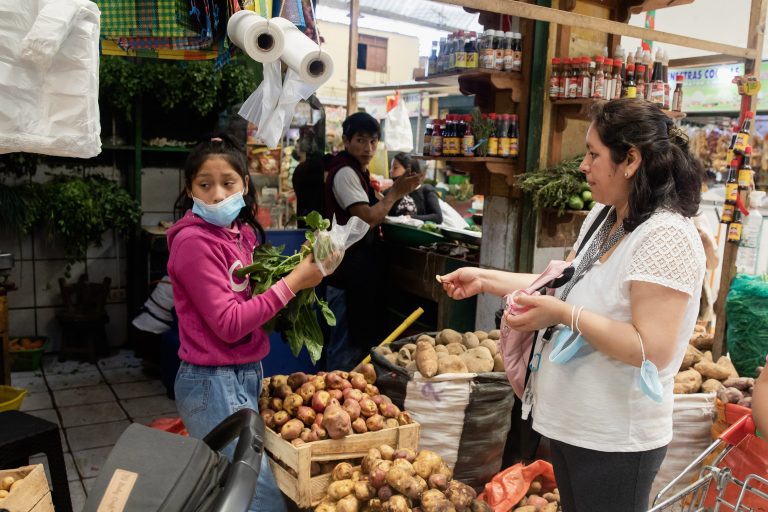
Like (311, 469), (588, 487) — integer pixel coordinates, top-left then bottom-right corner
(9, 350), (177, 511)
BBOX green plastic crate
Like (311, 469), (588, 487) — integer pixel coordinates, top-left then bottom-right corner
(9, 336), (48, 372)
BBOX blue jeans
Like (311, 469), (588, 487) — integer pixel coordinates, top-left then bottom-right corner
(325, 285), (367, 371)
(174, 361), (287, 512)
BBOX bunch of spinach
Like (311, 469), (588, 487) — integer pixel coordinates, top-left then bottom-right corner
(235, 211), (335, 363)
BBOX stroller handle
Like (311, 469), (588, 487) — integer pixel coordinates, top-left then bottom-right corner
(203, 408), (266, 512)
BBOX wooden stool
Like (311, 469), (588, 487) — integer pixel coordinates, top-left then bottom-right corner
(0, 410), (72, 512)
(56, 275), (111, 363)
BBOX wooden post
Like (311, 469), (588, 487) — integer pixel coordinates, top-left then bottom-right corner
(346, 0), (360, 115)
(711, 0), (767, 360)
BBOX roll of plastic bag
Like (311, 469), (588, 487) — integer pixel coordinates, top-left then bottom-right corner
(269, 17), (333, 85)
(227, 10), (285, 63)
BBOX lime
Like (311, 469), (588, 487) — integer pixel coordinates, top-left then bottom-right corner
(581, 190), (593, 203)
(586, 200), (596, 210)
(580, 182), (591, 193)
(567, 195), (584, 210)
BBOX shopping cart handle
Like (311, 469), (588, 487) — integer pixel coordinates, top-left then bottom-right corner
(204, 408), (265, 512)
(718, 412), (755, 446)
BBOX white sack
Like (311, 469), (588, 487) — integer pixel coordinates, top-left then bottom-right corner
(0, 0), (101, 158)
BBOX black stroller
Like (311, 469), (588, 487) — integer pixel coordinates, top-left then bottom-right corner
(82, 408), (265, 512)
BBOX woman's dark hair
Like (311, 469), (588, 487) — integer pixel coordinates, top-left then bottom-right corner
(589, 98), (702, 231)
(342, 112), (380, 140)
(173, 132), (265, 243)
(392, 152), (412, 173)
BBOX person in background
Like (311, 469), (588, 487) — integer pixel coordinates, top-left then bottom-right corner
(440, 99), (706, 511)
(167, 133), (324, 512)
(387, 152), (443, 224)
(292, 137), (330, 226)
(323, 113), (420, 370)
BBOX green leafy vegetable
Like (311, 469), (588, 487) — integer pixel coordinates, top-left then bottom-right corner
(235, 211), (335, 363)
(420, 222), (441, 234)
(517, 155), (589, 214)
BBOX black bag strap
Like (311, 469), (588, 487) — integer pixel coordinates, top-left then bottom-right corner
(575, 205), (611, 258)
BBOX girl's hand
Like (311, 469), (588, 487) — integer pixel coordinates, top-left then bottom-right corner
(503, 294), (569, 332)
(439, 267), (484, 299)
(285, 254), (324, 292)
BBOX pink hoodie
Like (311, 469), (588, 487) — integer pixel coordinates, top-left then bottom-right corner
(166, 211), (295, 366)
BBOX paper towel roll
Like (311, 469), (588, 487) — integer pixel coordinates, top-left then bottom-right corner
(269, 17), (333, 85)
(227, 10), (285, 63)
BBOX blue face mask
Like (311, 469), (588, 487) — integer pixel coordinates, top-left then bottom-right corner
(548, 327), (586, 364)
(192, 191), (245, 227)
(639, 359), (663, 403)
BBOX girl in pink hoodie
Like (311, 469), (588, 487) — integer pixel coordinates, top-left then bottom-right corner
(167, 134), (323, 512)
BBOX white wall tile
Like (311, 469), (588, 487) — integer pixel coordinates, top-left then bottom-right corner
(105, 303), (128, 347)
(33, 227), (67, 260)
(85, 258), (128, 293)
(0, 228), (33, 260)
(6, 260), (35, 308)
(8, 308), (36, 337)
(141, 212), (176, 227)
(34, 260), (86, 307)
(86, 230), (127, 259)
(141, 167), (182, 213)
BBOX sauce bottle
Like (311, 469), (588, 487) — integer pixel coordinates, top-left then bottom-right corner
(494, 31), (505, 71)
(603, 58), (614, 100)
(613, 57), (623, 100)
(579, 57), (591, 99)
(480, 30), (494, 69)
(728, 210), (743, 242)
(428, 41), (438, 76)
(723, 158), (739, 223)
(499, 114), (511, 157)
(430, 120), (443, 156)
(455, 31), (466, 69)
(503, 32), (514, 72)
(662, 50), (671, 109)
(739, 146), (754, 191)
(423, 122), (433, 156)
(624, 63), (636, 98)
(465, 32), (478, 68)
(671, 74), (684, 112)
(487, 113), (499, 156)
(650, 48), (665, 106)
(592, 56), (605, 99)
(735, 111), (754, 154)
(509, 114), (519, 158)
(462, 115), (475, 156)
(550, 58), (561, 101)
(567, 58), (579, 98)
(635, 64), (646, 98)
(512, 32), (523, 72)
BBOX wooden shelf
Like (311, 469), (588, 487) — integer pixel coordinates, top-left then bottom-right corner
(551, 98), (687, 122)
(414, 69), (524, 101)
(414, 155), (519, 186)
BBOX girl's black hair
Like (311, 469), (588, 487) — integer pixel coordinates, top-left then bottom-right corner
(173, 132), (266, 243)
(589, 98), (703, 232)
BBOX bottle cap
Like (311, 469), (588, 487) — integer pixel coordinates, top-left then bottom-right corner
(604, 58), (613, 66)
(494, 30), (505, 37)
(626, 63), (635, 72)
(515, 32), (521, 38)
(745, 146), (752, 155)
(484, 29), (494, 36)
(595, 55), (604, 63)
(552, 57), (561, 64)
(636, 64), (645, 72)
(745, 111), (755, 119)
(505, 31), (515, 38)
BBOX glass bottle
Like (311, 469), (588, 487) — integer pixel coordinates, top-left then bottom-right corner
(579, 57), (591, 99)
(624, 63), (636, 98)
(494, 30), (505, 71)
(662, 50), (671, 109)
(671, 74), (684, 112)
(568, 58), (579, 99)
(592, 56), (605, 99)
(423, 122), (433, 156)
(509, 114), (519, 158)
(650, 48), (665, 106)
(455, 30), (466, 69)
(735, 111), (754, 154)
(480, 29), (494, 69)
(465, 32), (478, 69)
(635, 64), (646, 99)
(503, 31), (514, 72)
(437, 37), (447, 73)
(428, 41), (438, 76)
(723, 158), (739, 223)
(550, 57), (561, 101)
(430, 120), (443, 156)
(603, 58), (614, 100)
(642, 50), (652, 99)
(739, 146), (754, 191)
(487, 113), (499, 156)
(499, 114), (511, 157)
(613, 57), (623, 100)
(512, 32), (523, 72)
(447, 33), (456, 72)
(462, 114), (475, 156)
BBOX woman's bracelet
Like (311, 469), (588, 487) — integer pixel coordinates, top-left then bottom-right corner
(574, 306), (585, 335)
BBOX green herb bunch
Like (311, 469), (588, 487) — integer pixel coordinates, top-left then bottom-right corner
(518, 155), (591, 214)
(470, 109), (496, 156)
(236, 211), (335, 363)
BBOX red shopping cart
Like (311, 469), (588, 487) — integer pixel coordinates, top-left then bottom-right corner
(649, 413), (768, 511)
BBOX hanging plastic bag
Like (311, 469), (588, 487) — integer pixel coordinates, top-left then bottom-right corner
(480, 460), (557, 512)
(239, 60), (282, 141)
(260, 68), (321, 148)
(384, 97), (414, 152)
(313, 216), (369, 276)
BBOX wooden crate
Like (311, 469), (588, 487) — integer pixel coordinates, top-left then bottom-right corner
(0, 464), (54, 512)
(266, 422), (420, 508)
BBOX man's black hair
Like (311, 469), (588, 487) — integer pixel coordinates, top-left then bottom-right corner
(342, 112), (380, 140)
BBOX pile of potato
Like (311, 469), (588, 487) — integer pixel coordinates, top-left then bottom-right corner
(259, 365), (414, 444)
(376, 329), (505, 376)
(510, 478), (561, 512)
(316, 445), (491, 512)
(674, 327), (754, 408)
(0, 475), (24, 500)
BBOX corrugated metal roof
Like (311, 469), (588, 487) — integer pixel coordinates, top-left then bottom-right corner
(320, 0), (482, 33)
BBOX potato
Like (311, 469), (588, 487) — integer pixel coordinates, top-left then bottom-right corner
(384, 418), (400, 429)
(344, 388), (364, 403)
(416, 341), (439, 378)
(493, 354), (505, 372)
(350, 374), (368, 391)
(717, 357), (740, 379)
(437, 329), (462, 345)
(701, 378), (724, 393)
(417, 334), (436, 346)
(393, 448), (417, 462)
(690, 333), (714, 350)
(354, 481), (376, 501)
(674, 368), (702, 394)
(403, 343), (418, 354)
(362, 448), (382, 473)
(462, 332), (480, 348)
(333, 462), (355, 481)
(460, 347), (495, 373)
(392, 458), (416, 475)
(323, 403), (352, 439)
(367, 499), (384, 512)
(379, 444), (395, 460)
(445, 343), (467, 355)
(297, 405), (317, 426)
(540, 503), (558, 512)
(428, 473), (448, 491)
(680, 344), (704, 371)
(542, 492), (559, 503)
(526, 495), (548, 508)
(438, 355), (469, 375)
(359, 397), (378, 418)
(387, 467), (424, 499)
(527, 481), (542, 495)
(470, 499), (492, 512)
(445, 480), (476, 511)
(343, 399), (362, 422)
(722, 377), (754, 390)
(413, 450), (443, 479)
(352, 417), (368, 433)
(405, 361), (418, 373)
(270, 374), (288, 390)
(329, 479), (357, 500)
(0, 476), (14, 492)
(397, 347), (413, 367)
(287, 371), (309, 390)
(385, 354), (399, 366)
(479, 339), (497, 357)
(433, 462), (453, 481)
(474, 331), (489, 341)
(384, 494), (411, 512)
(269, 397), (284, 412)
(291, 438), (305, 446)
(337, 494), (361, 512)
(354, 363), (378, 385)
(512, 507), (536, 512)
(260, 409), (276, 429)
(274, 384), (293, 400)
(369, 467), (388, 489)
(366, 414), (385, 431)
(421, 489), (455, 512)
(487, 329), (501, 340)
(435, 344), (448, 354)
(280, 418), (304, 440)
(377, 484), (395, 501)
(0, 489), (8, 499)
(380, 402), (400, 418)
(397, 411), (414, 425)
(718, 387), (744, 404)
(694, 360), (731, 381)
(283, 393), (304, 416)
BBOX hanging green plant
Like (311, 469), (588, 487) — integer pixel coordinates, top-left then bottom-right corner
(6, 175), (142, 275)
(99, 57), (262, 121)
(517, 155), (591, 214)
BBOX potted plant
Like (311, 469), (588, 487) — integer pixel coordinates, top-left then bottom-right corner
(517, 155), (594, 248)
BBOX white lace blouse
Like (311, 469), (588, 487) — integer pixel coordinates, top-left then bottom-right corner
(532, 205), (706, 452)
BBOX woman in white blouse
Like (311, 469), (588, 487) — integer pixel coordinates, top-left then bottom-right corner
(440, 98), (706, 512)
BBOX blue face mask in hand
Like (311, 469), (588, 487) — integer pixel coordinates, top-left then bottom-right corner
(635, 330), (663, 403)
(192, 192), (245, 227)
